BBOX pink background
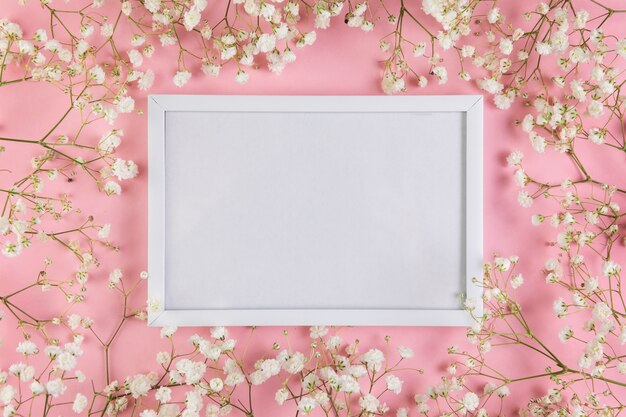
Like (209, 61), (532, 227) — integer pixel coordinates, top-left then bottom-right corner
(1, 0), (623, 415)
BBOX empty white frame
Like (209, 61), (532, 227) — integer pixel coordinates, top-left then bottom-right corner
(148, 95), (483, 327)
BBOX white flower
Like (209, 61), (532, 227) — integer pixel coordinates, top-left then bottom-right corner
(398, 346), (414, 358)
(457, 46), (474, 59)
(536, 42), (552, 55)
(9, 363), (34, 382)
(354, 2), (367, 15)
(45, 345), (61, 358)
(235, 70), (249, 84)
(574, 10), (589, 28)
(599, 80), (615, 95)
(297, 31), (317, 47)
(438, 32), (454, 50)
(382, 73), (405, 94)
(360, 348), (384, 371)
(494, 257), (511, 271)
(209, 378), (223, 392)
(173, 71), (191, 87)
(104, 181), (121, 195)
(68, 314), (82, 329)
(56, 351), (77, 371)
(46, 379), (67, 397)
(176, 359), (206, 384)
(210, 327), (227, 339)
(202, 63), (221, 77)
(511, 274), (524, 289)
(602, 260), (621, 277)
(432, 66), (447, 84)
(117, 96), (135, 113)
(494, 94), (512, 110)
(30, 381), (45, 396)
(138, 70), (155, 90)
(359, 394), (379, 413)
(147, 297), (162, 313)
(347, 15), (364, 27)
(144, 0), (161, 12)
(111, 159), (139, 180)
(278, 351), (305, 374)
(558, 325), (573, 342)
(125, 374), (152, 398)
(587, 100), (604, 117)
(506, 151), (523, 166)
(275, 388), (289, 405)
(0, 385), (16, 405)
(338, 375), (359, 393)
(499, 38), (513, 55)
(530, 132), (546, 153)
(259, 2), (275, 19)
(530, 214), (546, 226)
(16, 341), (38, 355)
(155, 386), (171, 403)
(309, 326), (328, 339)
(549, 31), (569, 53)
(98, 130), (123, 153)
(198, 341), (221, 360)
(73, 393), (88, 413)
(616, 39), (626, 58)
(520, 114), (534, 133)
(570, 79), (586, 101)
(185, 390), (203, 413)
(414, 42), (426, 57)
(327, 335), (343, 348)
(593, 302), (612, 323)
(298, 397), (317, 414)
(160, 326), (177, 338)
(517, 191), (533, 208)
(477, 78), (503, 95)
(314, 9), (331, 28)
(89, 65), (105, 83)
(588, 127), (606, 145)
(584, 277), (599, 294)
(496, 386), (510, 397)
(386, 375), (403, 394)
(256, 33), (276, 53)
(487, 7), (500, 23)
(514, 169), (527, 187)
(569, 47), (589, 63)
(128, 49), (143, 67)
(205, 405), (220, 417)
(98, 224), (111, 240)
(183, 7), (201, 31)
(553, 298), (567, 317)
(397, 408), (409, 417)
(462, 392), (479, 411)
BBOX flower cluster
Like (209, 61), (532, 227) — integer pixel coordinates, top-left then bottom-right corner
(420, 255), (624, 417)
(123, 0), (347, 85)
(274, 327), (420, 415)
(0, 13), (141, 265)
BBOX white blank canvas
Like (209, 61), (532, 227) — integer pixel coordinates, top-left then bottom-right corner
(148, 95), (483, 326)
(165, 111), (464, 310)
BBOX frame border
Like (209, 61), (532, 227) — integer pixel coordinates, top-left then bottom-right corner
(148, 95), (483, 327)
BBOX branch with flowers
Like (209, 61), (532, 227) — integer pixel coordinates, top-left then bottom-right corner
(1, 0), (625, 416)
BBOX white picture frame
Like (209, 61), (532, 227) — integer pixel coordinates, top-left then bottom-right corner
(148, 95), (483, 327)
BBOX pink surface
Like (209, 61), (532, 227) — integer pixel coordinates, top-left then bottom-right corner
(1, 0), (624, 415)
